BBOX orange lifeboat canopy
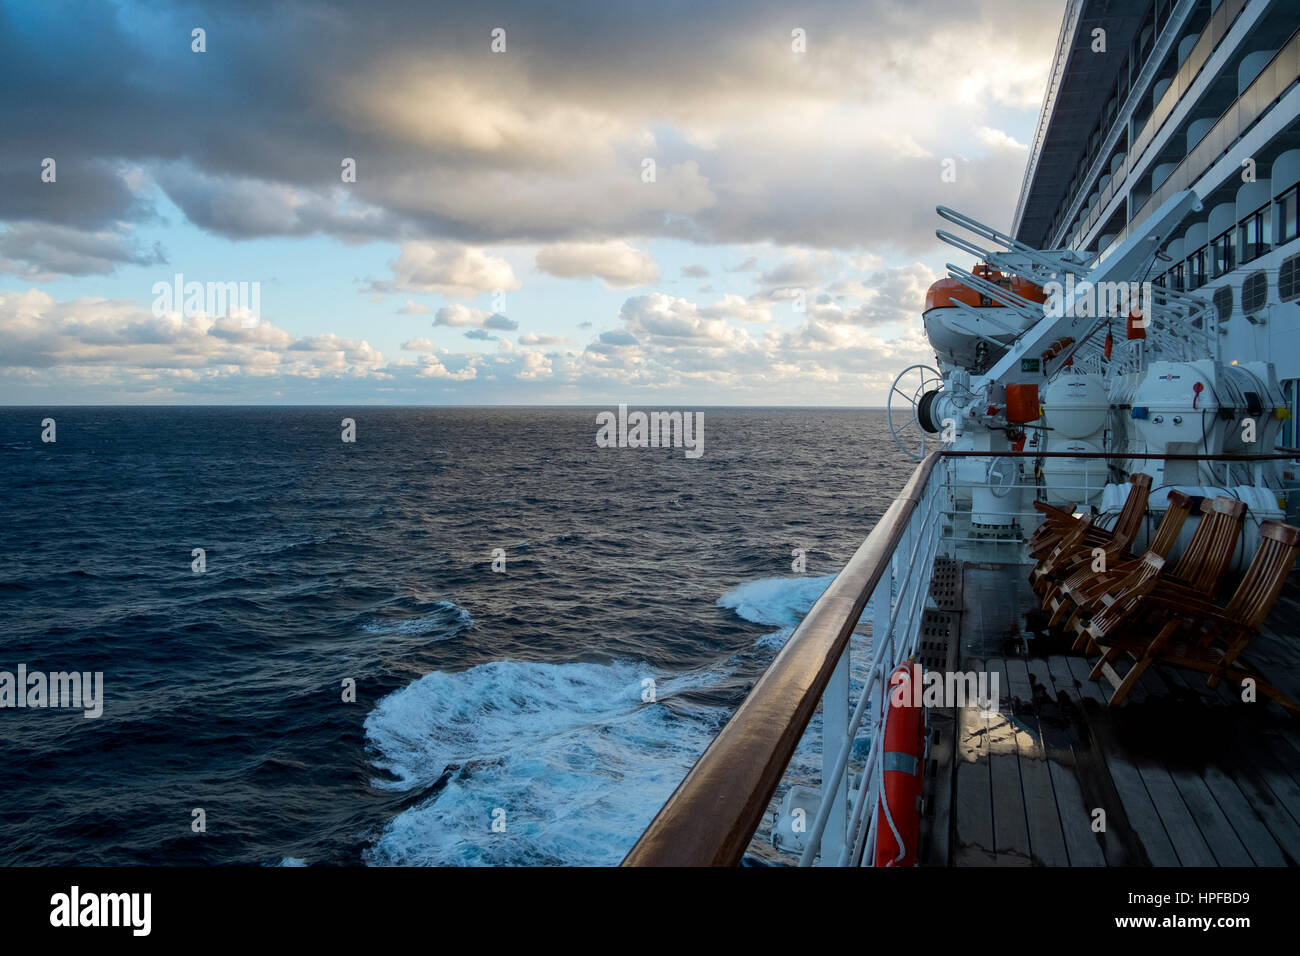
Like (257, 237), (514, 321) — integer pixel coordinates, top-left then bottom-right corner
(924, 277), (981, 311)
(924, 267), (1046, 311)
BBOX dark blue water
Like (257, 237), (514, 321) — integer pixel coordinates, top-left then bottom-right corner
(0, 407), (909, 865)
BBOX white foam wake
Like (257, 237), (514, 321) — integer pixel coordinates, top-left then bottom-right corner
(360, 601), (472, 638)
(363, 659), (724, 866)
(716, 574), (836, 628)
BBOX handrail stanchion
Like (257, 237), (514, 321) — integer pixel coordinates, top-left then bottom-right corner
(820, 649), (850, 865)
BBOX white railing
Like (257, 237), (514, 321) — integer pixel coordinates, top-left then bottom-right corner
(796, 455), (946, 865)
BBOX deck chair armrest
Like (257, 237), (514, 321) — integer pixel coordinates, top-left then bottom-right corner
(1033, 500), (1075, 520)
(1143, 592), (1233, 626)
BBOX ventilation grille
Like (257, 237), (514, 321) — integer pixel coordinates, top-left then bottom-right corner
(1213, 285), (1234, 323)
(1280, 254), (1300, 303)
(1241, 270), (1268, 315)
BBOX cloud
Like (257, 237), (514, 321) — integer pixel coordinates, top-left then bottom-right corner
(370, 242), (520, 298)
(535, 240), (659, 287)
(0, 222), (166, 280)
(598, 329), (639, 346)
(0, 289), (384, 379)
(432, 303), (488, 327)
(464, 328), (496, 340)
(0, 0), (1056, 252)
(0, 286), (935, 403)
(757, 250), (837, 288)
(976, 126), (1029, 151)
(699, 292), (772, 323)
(518, 332), (569, 346)
(415, 353), (477, 380)
(618, 293), (753, 347)
(814, 263), (939, 326)
(432, 303), (519, 332)
(0, 0), (1060, 403)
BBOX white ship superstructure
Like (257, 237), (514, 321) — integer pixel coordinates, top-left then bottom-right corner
(889, 0), (1300, 559)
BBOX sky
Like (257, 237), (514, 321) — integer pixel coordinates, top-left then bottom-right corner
(0, 0), (1066, 405)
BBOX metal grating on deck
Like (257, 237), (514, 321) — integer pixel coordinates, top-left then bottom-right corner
(928, 556), (962, 611)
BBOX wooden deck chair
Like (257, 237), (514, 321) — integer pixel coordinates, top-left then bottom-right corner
(1060, 551), (1167, 651)
(1026, 499), (1080, 557)
(1044, 491), (1180, 615)
(1042, 489), (1192, 615)
(1059, 554), (1167, 689)
(1087, 521), (1300, 712)
(1029, 473), (1152, 596)
(1026, 472), (1153, 561)
(1063, 495), (1246, 651)
(1027, 514), (1095, 594)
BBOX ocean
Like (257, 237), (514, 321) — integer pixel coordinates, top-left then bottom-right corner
(0, 406), (911, 866)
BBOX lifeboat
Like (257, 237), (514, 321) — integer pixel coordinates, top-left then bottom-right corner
(923, 264), (1047, 373)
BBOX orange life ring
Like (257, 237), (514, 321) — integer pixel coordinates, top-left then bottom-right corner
(874, 662), (926, 867)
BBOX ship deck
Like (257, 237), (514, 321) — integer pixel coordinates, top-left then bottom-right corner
(919, 559), (1300, 866)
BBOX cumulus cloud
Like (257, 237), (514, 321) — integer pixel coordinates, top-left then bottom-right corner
(535, 240), (659, 287)
(0, 285), (937, 403)
(518, 332), (568, 346)
(370, 242), (520, 298)
(699, 293), (773, 323)
(0, 289), (384, 379)
(432, 304), (519, 331)
(757, 250), (837, 288)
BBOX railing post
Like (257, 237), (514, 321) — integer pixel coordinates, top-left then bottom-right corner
(819, 648), (850, 865)
(870, 572), (888, 668)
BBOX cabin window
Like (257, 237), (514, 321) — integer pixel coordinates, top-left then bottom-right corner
(1186, 247), (1208, 289)
(1278, 186), (1299, 245)
(1211, 230), (1235, 278)
(1169, 263), (1184, 291)
(1238, 205), (1271, 263)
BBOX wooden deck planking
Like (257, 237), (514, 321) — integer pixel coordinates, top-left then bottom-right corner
(951, 655), (997, 865)
(1055, 654), (1169, 865)
(1024, 657), (1106, 866)
(927, 561), (1300, 867)
(1003, 658), (1072, 866)
(920, 698), (956, 867)
(986, 660), (1033, 865)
